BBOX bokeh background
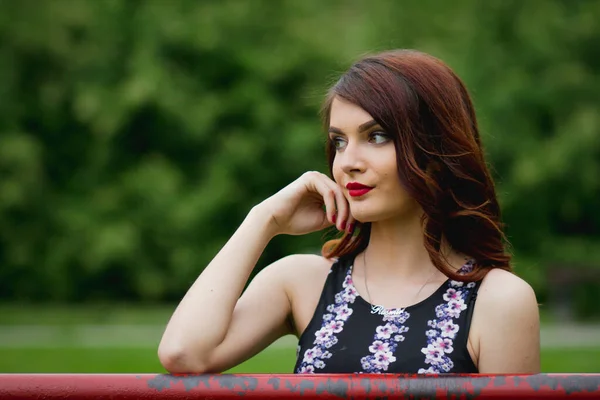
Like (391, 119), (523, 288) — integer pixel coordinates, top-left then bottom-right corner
(1, 0), (599, 373)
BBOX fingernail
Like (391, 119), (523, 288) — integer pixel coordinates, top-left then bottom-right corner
(332, 214), (337, 224)
(347, 223), (354, 233)
(341, 221), (346, 231)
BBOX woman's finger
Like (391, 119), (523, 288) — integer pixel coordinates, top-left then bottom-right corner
(320, 174), (350, 231)
(344, 212), (356, 235)
(304, 172), (337, 225)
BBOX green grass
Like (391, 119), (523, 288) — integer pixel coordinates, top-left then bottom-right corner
(541, 348), (600, 373)
(0, 347), (296, 374)
(1, 346), (598, 373)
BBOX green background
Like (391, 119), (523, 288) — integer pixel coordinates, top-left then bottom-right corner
(0, 0), (599, 373)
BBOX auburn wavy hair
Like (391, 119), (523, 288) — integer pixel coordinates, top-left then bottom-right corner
(321, 49), (511, 282)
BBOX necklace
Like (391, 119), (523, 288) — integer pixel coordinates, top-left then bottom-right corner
(363, 250), (438, 315)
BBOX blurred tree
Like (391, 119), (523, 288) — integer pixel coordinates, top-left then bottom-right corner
(0, 0), (598, 310)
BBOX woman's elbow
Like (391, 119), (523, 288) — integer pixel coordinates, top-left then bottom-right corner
(158, 343), (207, 374)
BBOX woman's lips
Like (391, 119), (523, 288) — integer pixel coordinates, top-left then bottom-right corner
(345, 182), (374, 197)
(348, 188), (373, 197)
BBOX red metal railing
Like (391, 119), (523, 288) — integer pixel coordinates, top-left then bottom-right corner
(0, 373), (599, 399)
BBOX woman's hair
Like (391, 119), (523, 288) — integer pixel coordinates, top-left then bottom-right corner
(321, 49), (511, 281)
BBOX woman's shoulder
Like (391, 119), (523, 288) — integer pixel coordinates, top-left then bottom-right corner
(273, 253), (347, 290)
(278, 253), (336, 267)
(252, 254), (336, 291)
(272, 253), (337, 280)
(271, 254), (338, 305)
(252, 254), (336, 309)
(470, 268), (540, 372)
(476, 268), (538, 316)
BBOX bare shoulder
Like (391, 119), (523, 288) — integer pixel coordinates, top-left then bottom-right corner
(477, 268), (538, 311)
(258, 253), (331, 277)
(256, 253), (334, 291)
(271, 253), (335, 283)
(274, 254), (336, 337)
(473, 268), (541, 373)
(273, 253), (335, 269)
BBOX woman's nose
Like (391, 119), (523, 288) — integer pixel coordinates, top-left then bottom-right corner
(339, 141), (366, 174)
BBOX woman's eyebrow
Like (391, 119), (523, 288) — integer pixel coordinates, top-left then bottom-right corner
(328, 119), (379, 135)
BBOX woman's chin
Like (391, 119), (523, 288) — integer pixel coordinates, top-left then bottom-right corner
(349, 205), (387, 223)
(349, 211), (376, 224)
(351, 207), (422, 225)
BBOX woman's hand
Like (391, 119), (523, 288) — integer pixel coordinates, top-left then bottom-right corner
(258, 171), (355, 236)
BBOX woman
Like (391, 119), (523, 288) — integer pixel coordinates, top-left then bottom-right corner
(158, 49), (540, 374)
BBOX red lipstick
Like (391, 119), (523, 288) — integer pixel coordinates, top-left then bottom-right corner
(346, 182), (373, 197)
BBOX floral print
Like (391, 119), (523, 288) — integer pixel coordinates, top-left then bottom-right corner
(418, 259), (476, 374)
(295, 259), (479, 374)
(296, 270), (358, 373)
(360, 308), (410, 372)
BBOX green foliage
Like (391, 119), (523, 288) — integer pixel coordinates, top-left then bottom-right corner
(0, 0), (599, 303)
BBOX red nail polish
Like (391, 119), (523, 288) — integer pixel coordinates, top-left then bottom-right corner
(341, 221), (346, 230)
(332, 214), (337, 223)
(347, 223), (354, 233)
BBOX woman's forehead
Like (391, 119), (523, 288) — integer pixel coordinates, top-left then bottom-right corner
(329, 97), (375, 131)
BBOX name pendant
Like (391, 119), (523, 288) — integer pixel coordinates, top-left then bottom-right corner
(371, 304), (405, 316)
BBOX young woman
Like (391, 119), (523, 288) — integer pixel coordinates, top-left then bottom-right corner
(158, 49), (540, 374)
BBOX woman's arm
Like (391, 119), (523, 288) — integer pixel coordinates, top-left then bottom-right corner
(158, 171), (352, 373)
(158, 206), (283, 373)
(475, 269), (541, 373)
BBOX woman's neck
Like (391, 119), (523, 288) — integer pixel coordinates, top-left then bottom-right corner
(363, 212), (456, 281)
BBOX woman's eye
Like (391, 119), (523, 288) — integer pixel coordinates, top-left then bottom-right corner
(331, 136), (347, 149)
(369, 131), (390, 144)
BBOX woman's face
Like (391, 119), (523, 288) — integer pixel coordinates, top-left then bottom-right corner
(329, 96), (421, 223)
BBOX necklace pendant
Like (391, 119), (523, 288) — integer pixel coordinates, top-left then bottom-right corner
(371, 304), (406, 317)
(370, 304), (387, 315)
